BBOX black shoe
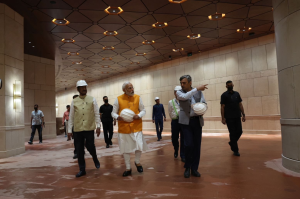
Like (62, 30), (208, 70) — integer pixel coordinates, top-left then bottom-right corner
(233, 151), (240, 156)
(73, 154), (78, 159)
(191, 170), (201, 177)
(93, 158), (100, 169)
(39, 141), (42, 144)
(28, 141), (33, 145)
(157, 139), (160, 141)
(123, 169), (132, 177)
(174, 151), (178, 158)
(76, 170), (86, 178)
(106, 144), (109, 148)
(181, 158), (186, 163)
(135, 162), (143, 173)
(109, 141), (112, 145)
(184, 168), (190, 178)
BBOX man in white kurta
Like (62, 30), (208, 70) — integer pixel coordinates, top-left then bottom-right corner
(111, 82), (148, 177)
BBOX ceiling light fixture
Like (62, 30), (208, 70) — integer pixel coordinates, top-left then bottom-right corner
(102, 57), (113, 60)
(102, 71), (109, 74)
(187, 34), (201, 39)
(237, 27), (252, 33)
(169, 0), (187, 3)
(131, 62), (140, 64)
(72, 61), (82, 65)
(208, 12), (225, 20)
(104, 6), (123, 15)
(142, 40), (155, 45)
(136, 53), (146, 56)
(152, 22), (168, 28)
(101, 65), (110, 68)
(52, 18), (70, 25)
(103, 46), (115, 50)
(173, 48), (184, 52)
(103, 31), (118, 36)
(62, 38), (75, 43)
(68, 52), (79, 56)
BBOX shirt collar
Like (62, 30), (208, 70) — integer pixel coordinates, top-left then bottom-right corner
(79, 95), (86, 99)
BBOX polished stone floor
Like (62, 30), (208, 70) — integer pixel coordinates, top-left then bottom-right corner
(0, 132), (299, 199)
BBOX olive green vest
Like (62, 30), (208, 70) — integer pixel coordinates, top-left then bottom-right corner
(73, 95), (96, 132)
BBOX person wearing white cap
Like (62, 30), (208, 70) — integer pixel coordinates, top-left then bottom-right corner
(176, 75), (208, 178)
(68, 80), (101, 178)
(111, 81), (148, 177)
(168, 86), (185, 162)
(152, 97), (166, 141)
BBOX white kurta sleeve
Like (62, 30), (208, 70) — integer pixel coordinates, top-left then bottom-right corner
(138, 97), (146, 118)
(93, 98), (101, 128)
(176, 88), (198, 101)
(68, 100), (74, 133)
(111, 98), (120, 120)
(168, 100), (173, 119)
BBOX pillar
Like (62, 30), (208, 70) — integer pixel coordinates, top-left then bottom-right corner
(0, 4), (25, 158)
(273, 0), (300, 172)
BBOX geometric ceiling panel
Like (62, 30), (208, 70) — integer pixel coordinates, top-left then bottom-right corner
(22, 0), (274, 91)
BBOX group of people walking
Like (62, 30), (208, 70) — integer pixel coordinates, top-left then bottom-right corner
(28, 74), (246, 179)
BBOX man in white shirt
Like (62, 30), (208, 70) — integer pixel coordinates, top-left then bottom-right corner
(111, 82), (148, 177)
(28, 104), (45, 145)
(168, 86), (185, 162)
(68, 80), (101, 178)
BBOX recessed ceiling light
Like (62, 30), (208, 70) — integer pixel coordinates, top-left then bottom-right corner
(32, 46), (35, 47)
(29, 42), (31, 43)
(136, 53), (146, 56)
(52, 18), (70, 26)
(208, 13), (225, 21)
(173, 48), (184, 52)
(102, 57), (113, 61)
(104, 6), (123, 15)
(103, 46), (115, 50)
(152, 22), (168, 28)
(102, 71), (109, 74)
(72, 61), (82, 65)
(237, 27), (252, 33)
(62, 38), (75, 43)
(142, 40), (155, 45)
(101, 65), (110, 68)
(187, 34), (201, 39)
(103, 31), (118, 36)
(169, 0), (187, 3)
(67, 52), (79, 56)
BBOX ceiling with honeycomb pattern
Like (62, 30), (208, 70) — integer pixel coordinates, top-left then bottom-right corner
(20, 0), (274, 91)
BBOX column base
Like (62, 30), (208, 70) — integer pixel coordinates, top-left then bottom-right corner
(282, 154), (300, 173)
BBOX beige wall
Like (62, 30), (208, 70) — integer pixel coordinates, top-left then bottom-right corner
(24, 54), (56, 141)
(0, 4), (25, 158)
(56, 34), (280, 134)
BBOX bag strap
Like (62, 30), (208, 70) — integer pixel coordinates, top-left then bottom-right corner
(172, 99), (179, 118)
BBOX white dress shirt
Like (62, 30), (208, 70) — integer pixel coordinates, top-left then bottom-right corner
(111, 96), (146, 120)
(68, 97), (101, 133)
(168, 98), (180, 120)
(31, 110), (44, 125)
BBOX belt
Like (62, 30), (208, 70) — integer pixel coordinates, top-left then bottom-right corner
(190, 116), (200, 120)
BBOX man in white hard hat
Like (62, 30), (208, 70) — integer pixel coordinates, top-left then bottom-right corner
(176, 75), (208, 178)
(68, 80), (101, 177)
(152, 97), (166, 141)
(168, 86), (185, 162)
(111, 81), (148, 177)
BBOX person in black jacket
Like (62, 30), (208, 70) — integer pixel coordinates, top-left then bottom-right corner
(99, 96), (116, 148)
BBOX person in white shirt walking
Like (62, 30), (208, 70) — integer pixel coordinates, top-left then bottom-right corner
(168, 86), (185, 162)
(28, 104), (45, 145)
(68, 80), (101, 178)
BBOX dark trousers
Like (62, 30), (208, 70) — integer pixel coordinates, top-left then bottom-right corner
(73, 129), (77, 154)
(171, 119), (185, 158)
(64, 122), (66, 135)
(29, 125), (42, 142)
(226, 118), (243, 152)
(75, 131), (97, 171)
(102, 122), (113, 144)
(155, 119), (163, 139)
(180, 117), (202, 170)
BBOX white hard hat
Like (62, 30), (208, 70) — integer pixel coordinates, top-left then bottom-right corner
(192, 102), (208, 115)
(155, 97), (159, 100)
(76, 80), (88, 87)
(174, 86), (181, 91)
(120, 108), (135, 123)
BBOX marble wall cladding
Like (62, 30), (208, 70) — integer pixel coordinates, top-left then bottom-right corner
(24, 54), (56, 142)
(56, 34), (280, 134)
(0, 4), (25, 158)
